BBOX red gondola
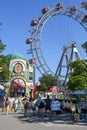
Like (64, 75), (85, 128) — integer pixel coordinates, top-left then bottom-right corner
(31, 19), (38, 26)
(56, 2), (63, 8)
(26, 38), (33, 44)
(83, 15), (87, 22)
(82, 2), (87, 9)
(70, 6), (77, 12)
(42, 7), (50, 14)
(29, 59), (36, 64)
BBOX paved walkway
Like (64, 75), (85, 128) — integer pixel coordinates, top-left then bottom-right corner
(0, 108), (87, 126)
(0, 111), (87, 130)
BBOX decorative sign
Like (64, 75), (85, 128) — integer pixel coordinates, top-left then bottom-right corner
(14, 63), (23, 74)
(0, 90), (4, 107)
(0, 90), (4, 96)
(21, 88), (25, 93)
(11, 61), (25, 73)
(51, 101), (61, 111)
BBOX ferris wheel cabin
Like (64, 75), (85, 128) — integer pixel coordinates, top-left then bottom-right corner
(26, 38), (33, 44)
(42, 7), (50, 14)
(30, 19), (38, 26)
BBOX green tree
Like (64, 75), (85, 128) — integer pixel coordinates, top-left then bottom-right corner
(39, 74), (57, 91)
(81, 42), (87, 53)
(0, 40), (6, 53)
(67, 60), (87, 91)
(0, 40), (10, 80)
(39, 83), (48, 92)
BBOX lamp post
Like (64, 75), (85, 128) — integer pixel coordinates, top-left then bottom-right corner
(33, 65), (35, 85)
(29, 58), (36, 85)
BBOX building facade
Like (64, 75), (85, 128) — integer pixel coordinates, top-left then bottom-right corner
(4, 52), (34, 97)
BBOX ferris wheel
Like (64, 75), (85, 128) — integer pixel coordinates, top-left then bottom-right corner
(26, 2), (87, 86)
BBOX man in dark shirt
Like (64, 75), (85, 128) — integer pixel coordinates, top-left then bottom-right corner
(45, 95), (51, 116)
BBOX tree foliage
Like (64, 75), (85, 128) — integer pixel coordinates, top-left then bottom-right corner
(67, 60), (87, 91)
(81, 42), (87, 53)
(39, 83), (48, 92)
(39, 74), (57, 91)
(0, 40), (6, 53)
(0, 40), (10, 80)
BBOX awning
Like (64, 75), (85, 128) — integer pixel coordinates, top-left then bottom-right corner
(0, 84), (4, 90)
(11, 78), (25, 89)
(70, 90), (87, 95)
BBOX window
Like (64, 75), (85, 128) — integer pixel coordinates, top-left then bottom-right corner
(29, 72), (33, 80)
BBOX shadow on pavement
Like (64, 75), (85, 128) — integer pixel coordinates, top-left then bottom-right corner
(12, 111), (87, 126)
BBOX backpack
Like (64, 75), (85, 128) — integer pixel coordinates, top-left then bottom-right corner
(39, 99), (45, 109)
(40, 100), (44, 107)
(24, 102), (29, 109)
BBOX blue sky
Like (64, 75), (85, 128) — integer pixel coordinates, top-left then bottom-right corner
(0, 0), (87, 82)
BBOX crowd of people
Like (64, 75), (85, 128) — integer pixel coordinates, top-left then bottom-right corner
(2, 96), (24, 115)
(1, 95), (61, 117)
(1, 95), (87, 121)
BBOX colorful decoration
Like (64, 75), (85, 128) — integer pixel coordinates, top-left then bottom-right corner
(14, 63), (23, 73)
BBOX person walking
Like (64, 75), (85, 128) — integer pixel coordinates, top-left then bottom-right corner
(5, 97), (10, 115)
(71, 102), (76, 121)
(2, 97), (5, 112)
(37, 96), (45, 116)
(13, 97), (18, 112)
(45, 95), (51, 116)
(23, 97), (29, 117)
